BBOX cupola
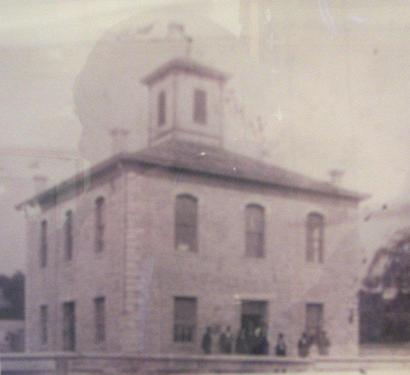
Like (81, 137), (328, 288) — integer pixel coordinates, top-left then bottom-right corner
(141, 57), (230, 147)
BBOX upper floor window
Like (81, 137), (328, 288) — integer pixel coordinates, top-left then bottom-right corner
(245, 204), (265, 257)
(306, 212), (325, 263)
(173, 297), (197, 343)
(95, 197), (105, 253)
(64, 210), (73, 261)
(40, 220), (48, 267)
(193, 89), (207, 124)
(158, 90), (166, 127)
(175, 194), (198, 252)
(94, 296), (106, 344)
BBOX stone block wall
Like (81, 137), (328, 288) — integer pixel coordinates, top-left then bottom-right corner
(24, 161), (362, 357)
(124, 166), (361, 356)
(25, 168), (127, 352)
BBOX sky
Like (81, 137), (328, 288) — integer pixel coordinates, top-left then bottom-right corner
(0, 0), (238, 151)
(0, 0), (240, 274)
(1, 0), (410, 204)
(1, 0), (410, 273)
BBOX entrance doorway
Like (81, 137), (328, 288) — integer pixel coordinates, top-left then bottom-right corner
(241, 300), (267, 334)
(62, 301), (76, 351)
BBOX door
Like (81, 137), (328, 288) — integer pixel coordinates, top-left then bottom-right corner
(241, 301), (267, 334)
(62, 302), (76, 351)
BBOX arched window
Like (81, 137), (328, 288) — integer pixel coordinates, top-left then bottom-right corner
(306, 212), (325, 263)
(245, 204), (265, 257)
(40, 220), (48, 267)
(64, 210), (73, 261)
(175, 194), (198, 252)
(95, 197), (105, 253)
(158, 90), (166, 127)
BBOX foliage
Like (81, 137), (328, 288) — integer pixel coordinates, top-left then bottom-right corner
(0, 271), (25, 320)
(363, 228), (410, 295)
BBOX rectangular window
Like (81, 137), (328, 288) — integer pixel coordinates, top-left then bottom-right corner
(40, 220), (48, 267)
(193, 89), (207, 124)
(94, 297), (106, 344)
(64, 210), (73, 261)
(306, 303), (324, 340)
(62, 301), (75, 351)
(40, 305), (48, 345)
(95, 197), (105, 253)
(245, 205), (265, 257)
(306, 213), (325, 263)
(158, 90), (166, 126)
(175, 195), (198, 252)
(173, 297), (197, 343)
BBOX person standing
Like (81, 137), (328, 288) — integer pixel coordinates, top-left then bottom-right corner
(201, 327), (212, 354)
(250, 325), (261, 354)
(224, 326), (234, 354)
(318, 330), (331, 356)
(275, 333), (287, 356)
(218, 327), (227, 354)
(297, 332), (310, 358)
(260, 330), (270, 355)
(235, 328), (249, 354)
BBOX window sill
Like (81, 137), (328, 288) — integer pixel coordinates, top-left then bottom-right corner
(172, 341), (196, 346)
(243, 255), (266, 260)
(94, 342), (106, 351)
(305, 261), (324, 265)
(175, 248), (198, 255)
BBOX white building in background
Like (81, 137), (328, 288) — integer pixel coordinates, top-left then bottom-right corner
(0, 146), (83, 275)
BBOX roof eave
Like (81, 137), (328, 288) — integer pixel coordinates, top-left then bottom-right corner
(141, 58), (230, 86)
(16, 152), (369, 211)
(125, 154), (369, 202)
(15, 153), (127, 211)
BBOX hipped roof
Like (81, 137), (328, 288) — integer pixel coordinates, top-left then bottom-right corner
(17, 139), (369, 210)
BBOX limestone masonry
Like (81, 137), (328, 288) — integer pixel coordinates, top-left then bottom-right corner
(19, 57), (367, 357)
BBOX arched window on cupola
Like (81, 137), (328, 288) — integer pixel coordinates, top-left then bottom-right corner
(158, 90), (166, 127)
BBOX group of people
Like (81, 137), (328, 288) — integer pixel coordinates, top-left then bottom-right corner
(297, 330), (331, 357)
(201, 325), (288, 356)
(235, 326), (270, 355)
(201, 325), (331, 357)
(201, 326), (235, 354)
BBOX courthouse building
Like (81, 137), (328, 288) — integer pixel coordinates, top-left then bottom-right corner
(18, 57), (367, 356)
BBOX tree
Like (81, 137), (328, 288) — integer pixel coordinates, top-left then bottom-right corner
(363, 228), (410, 296)
(0, 272), (24, 320)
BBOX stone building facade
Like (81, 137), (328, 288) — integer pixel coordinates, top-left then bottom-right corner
(18, 57), (366, 357)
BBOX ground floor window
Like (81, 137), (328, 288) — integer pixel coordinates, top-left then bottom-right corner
(173, 297), (197, 343)
(306, 303), (324, 341)
(94, 297), (106, 344)
(40, 305), (48, 345)
(62, 301), (76, 351)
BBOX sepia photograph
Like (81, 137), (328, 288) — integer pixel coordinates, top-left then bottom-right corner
(1, 0), (410, 373)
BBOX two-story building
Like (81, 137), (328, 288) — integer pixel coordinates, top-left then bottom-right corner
(18, 57), (367, 356)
